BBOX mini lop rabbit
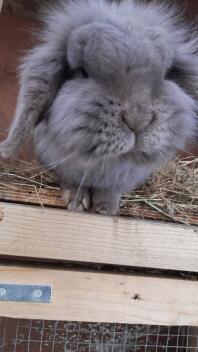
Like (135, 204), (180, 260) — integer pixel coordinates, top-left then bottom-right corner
(1, 0), (198, 215)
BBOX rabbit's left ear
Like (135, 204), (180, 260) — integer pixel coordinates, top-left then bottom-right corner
(166, 50), (198, 102)
(149, 26), (198, 101)
(166, 47), (198, 142)
(147, 28), (174, 73)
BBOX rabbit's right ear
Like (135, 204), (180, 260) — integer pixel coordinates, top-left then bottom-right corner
(67, 22), (131, 78)
(67, 23), (111, 70)
(67, 25), (89, 68)
(0, 43), (68, 158)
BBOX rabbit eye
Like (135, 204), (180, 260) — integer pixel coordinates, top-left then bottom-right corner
(79, 67), (89, 78)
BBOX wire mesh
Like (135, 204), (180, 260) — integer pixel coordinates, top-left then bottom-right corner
(0, 318), (198, 352)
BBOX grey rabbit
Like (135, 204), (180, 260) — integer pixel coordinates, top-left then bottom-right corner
(0, 0), (198, 215)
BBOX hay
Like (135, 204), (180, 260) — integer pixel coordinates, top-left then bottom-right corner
(121, 156), (198, 225)
(0, 156), (197, 225)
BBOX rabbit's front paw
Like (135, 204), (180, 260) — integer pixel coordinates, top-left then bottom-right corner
(63, 187), (91, 212)
(0, 140), (16, 159)
(91, 201), (119, 216)
(91, 191), (121, 216)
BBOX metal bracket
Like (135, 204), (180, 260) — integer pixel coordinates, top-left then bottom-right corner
(0, 283), (52, 303)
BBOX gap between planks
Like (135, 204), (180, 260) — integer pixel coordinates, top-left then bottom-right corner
(0, 263), (198, 325)
(0, 202), (197, 272)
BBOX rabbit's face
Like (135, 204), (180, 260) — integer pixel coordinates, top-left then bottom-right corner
(49, 22), (196, 165)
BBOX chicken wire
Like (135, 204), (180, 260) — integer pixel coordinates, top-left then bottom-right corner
(0, 318), (198, 352)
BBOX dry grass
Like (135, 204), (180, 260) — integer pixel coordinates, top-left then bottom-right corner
(0, 159), (58, 188)
(0, 156), (197, 225)
(121, 156), (198, 225)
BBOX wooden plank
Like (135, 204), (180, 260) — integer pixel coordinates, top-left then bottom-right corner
(0, 202), (197, 272)
(0, 183), (63, 208)
(0, 182), (198, 225)
(0, 264), (198, 325)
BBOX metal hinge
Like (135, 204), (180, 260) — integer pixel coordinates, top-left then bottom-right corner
(0, 283), (52, 303)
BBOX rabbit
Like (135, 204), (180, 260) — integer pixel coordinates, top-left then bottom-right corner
(0, 0), (198, 215)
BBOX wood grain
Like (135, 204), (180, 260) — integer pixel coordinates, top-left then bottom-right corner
(0, 182), (198, 225)
(0, 264), (198, 325)
(0, 202), (197, 272)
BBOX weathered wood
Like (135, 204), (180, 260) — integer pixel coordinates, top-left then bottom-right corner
(0, 183), (63, 207)
(0, 264), (198, 325)
(0, 182), (197, 225)
(0, 202), (197, 272)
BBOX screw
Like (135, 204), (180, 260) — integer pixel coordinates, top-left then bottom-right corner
(0, 288), (6, 296)
(33, 289), (43, 298)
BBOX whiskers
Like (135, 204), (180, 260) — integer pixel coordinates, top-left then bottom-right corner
(71, 155), (94, 210)
(71, 154), (110, 211)
(31, 151), (76, 178)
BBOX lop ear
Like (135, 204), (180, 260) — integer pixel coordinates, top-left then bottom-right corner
(166, 51), (198, 142)
(0, 44), (71, 159)
(67, 22), (130, 76)
(166, 50), (198, 101)
(67, 23), (111, 69)
(147, 28), (174, 72)
(67, 25), (91, 68)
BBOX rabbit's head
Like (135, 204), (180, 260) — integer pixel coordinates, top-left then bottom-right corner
(1, 0), (197, 170)
(48, 21), (196, 165)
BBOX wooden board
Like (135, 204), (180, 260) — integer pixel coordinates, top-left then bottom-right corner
(0, 264), (198, 325)
(1, 182), (198, 225)
(0, 202), (198, 272)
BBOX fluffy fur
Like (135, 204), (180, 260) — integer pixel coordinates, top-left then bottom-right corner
(1, 0), (198, 214)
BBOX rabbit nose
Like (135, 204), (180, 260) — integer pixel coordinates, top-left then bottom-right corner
(120, 110), (135, 133)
